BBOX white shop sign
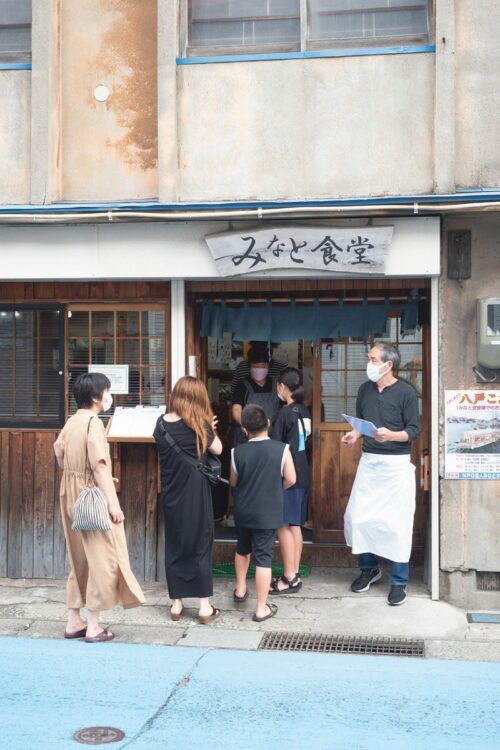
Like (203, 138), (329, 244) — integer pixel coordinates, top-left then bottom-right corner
(205, 226), (394, 277)
(88, 364), (129, 394)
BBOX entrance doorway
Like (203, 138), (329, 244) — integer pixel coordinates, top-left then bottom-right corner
(185, 279), (430, 569)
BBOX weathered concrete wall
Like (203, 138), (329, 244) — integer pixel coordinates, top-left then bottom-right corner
(177, 53), (435, 202)
(455, 1), (500, 188)
(60, 0), (158, 201)
(440, 215), (500, 607)
(0, 71), (31, 204)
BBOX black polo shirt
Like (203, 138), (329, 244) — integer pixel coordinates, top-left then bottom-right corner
(356, 379), (420, 455)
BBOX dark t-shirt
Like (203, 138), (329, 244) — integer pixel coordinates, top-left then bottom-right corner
(356, 379), (420, 455)
(270, 402), (311, 488)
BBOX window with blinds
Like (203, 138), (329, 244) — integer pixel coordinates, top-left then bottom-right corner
(184, 0), (432, 56)
(67, 306), (167, 418)
(0, 306), (64, 428)
(0, 0), (31, 62)
(320, 317), (423, 422)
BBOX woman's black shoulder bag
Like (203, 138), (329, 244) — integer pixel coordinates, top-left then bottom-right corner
(158, 420), (228, 486)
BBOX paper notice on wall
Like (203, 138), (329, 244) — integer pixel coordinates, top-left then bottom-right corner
(445, 390), (500, 479)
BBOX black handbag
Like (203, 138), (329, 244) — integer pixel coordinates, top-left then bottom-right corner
(159, 420), (228, 486)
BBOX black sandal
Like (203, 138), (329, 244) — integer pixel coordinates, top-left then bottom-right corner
(269, 574), (302, 595)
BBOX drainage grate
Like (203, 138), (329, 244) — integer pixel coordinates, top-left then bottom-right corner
(73, 727), (125, 745)
(259, 631), (425, 657)
(476, 572), (500, 592)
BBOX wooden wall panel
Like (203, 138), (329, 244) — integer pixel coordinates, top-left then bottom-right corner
(7, 433), (23, 577)
(120, 443), (147, 581)
(33, 433), (56, 578)
(144, 447), (159, 582)
(21, 433), (35, 577)
(0, 433), (9, 577)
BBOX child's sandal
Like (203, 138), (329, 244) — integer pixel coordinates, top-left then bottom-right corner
(269, 574), (302, 595)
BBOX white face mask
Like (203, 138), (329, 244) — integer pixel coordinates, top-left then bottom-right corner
(277, 385), (287, 402)
(366, 361), (390, 383)
(102, 391), (113, 411)
(251, 366), (269, 381)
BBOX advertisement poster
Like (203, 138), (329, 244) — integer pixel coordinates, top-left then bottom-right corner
(445, 390), (500, 479)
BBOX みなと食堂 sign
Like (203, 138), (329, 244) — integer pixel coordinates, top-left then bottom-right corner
(205, 226), (394, 277)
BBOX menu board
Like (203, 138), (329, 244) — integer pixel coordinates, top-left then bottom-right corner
(107, 405), (166, 443)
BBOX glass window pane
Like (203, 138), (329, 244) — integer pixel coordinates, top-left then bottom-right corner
(322, 398), (344, 422)
(68, 339), (89, 365)
(321, 370), (345, 396)
(39, 310), (61, 338)
(116, 311), (139, 336)
(347, 343), (367, 369)
(189, 0), (300, 49)
(116, 338), (140, 365)
(398, 371), (422, 396)
(91, 338), (114, 364)
(0, 311), (13, 336)
(142, 337), (165, 367)
(92, 311), (114, 338)
(141, 367), (165, 393)
(142, 311), (165, 336)
(68, 311), (89, 337)
(308, 0), (430, 43)
(399, 344), (422, 369)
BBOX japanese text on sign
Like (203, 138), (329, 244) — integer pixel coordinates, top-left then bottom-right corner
(205, 226), (394, 277)
(445, 390), (500, 480)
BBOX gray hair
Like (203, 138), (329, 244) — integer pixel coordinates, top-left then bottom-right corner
(373, 341), (400, 370)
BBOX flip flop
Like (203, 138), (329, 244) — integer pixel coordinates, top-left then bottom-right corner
(198, 606), (221, 625)
(64, 627), (87, 639)
(84, 628), (115, 643)
(170, 606), (184, 622)
(252, 603), (278, 622)
(233, 589), (248, 603)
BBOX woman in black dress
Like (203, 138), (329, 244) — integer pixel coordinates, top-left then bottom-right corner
(154, 376), (222, 623)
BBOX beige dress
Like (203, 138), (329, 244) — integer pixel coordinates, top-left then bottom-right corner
(58, 409), (145, 611)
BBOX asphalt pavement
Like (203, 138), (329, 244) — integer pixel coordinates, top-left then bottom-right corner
(1, 636), (499, 750)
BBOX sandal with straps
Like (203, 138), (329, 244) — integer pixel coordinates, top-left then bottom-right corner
(269, 574), (302, 595)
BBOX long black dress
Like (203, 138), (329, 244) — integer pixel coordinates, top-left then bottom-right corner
(153, 416), (214, 599)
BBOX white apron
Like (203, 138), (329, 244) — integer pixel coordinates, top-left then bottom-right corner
(344, 452), (416, 563)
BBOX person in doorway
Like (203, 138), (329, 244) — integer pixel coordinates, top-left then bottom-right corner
(53, 372), (145, 643)
(153, 376), (223, 624)
(269, 368), (311, 594)
(229, 342), (287, 397)
(342, 342), (420, 606)
(231, 404), (296, 622)
(230, 346), (281, 447)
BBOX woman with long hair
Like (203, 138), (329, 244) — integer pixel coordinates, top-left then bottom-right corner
(153, 376), (223, 623)
(270, 367), (311, 593)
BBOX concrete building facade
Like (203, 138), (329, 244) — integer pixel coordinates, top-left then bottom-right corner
(0, 0), (499, 609)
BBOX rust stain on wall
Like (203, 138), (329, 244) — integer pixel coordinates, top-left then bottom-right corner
(96, 0), (158, 171)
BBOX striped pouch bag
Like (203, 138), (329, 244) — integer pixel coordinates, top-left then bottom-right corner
(72, 417), (112, 532)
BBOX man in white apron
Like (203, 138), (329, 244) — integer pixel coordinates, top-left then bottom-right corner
(343, 342), (420, 606)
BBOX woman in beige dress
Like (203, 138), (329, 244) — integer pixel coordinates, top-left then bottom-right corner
(53, 372), (145, 642)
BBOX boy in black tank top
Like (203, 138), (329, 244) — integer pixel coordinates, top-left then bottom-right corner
(231, 405), (296, 622)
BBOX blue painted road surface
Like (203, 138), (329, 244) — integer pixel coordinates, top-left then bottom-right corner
(0, 637), (499, 750)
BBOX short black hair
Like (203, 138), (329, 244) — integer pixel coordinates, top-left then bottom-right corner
(278, 367), (305, 404)
(248, 345), (269, 364)
(73, 372), (111, 409)
(241, 404), (268, 434)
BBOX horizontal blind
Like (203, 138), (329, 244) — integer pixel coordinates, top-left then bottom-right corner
(0, 307), (64, 427)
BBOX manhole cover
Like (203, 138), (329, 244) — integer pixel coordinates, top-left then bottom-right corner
(73, 727), (125, 745)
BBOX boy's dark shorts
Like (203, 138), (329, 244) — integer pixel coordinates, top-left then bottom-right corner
(236, 527), (277, 568)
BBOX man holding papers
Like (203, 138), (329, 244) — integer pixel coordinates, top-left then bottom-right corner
(342, 343), (420, 606)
